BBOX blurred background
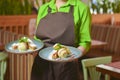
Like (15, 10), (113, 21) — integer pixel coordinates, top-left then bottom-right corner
(0, 0), (120, 80)
(0, 0), (120, 15)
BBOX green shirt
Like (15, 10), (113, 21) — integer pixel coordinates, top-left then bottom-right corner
(35, 0), (91, 52)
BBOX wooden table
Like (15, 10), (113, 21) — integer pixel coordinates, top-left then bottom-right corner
(91, 40), (107, 48)
(96, 61), (120, 79)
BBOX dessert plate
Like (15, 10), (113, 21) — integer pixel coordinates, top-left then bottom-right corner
(5, 39), (44, 54)
(39, 46), (82, 62)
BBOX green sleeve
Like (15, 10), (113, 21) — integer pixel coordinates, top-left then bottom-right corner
(78, 6), (91, 52)
(36, 7), (42, 26)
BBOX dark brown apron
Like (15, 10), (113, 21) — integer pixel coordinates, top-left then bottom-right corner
(31, 6), (80, 80)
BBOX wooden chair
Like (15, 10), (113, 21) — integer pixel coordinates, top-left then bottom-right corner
(0, 52), (8, 80)
(114, 27), (120, 55)
(0, 15), (37, 36)
(104, 26), (120, 54)
(0, 29), (25, 45)
(82, 56), (112, 80)
(91, 24), (109, 41)
(112, 27), (120, 61)
(0, 19), (28, 35)
(87, 24), (120, 61)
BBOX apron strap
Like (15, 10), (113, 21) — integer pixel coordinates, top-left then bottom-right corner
(69, 5), (74, 14)
(48, 6), (51, 13)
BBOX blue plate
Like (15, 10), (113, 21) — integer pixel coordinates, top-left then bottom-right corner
(5, 39), (44, 54)
(39, 46), (82, 62)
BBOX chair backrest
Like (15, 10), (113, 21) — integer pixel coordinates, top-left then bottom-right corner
(91, 24), (109, 41)
(0, 29), (25, 46)
(0, 15), (37, 36)
(82, 56), (112, 80)
(114, 28), (120, 56)
(104, 26), (120, 54)
(0, 52), (8, 80)
(91, 24), (120, 56)
(0, 18), (28, 35)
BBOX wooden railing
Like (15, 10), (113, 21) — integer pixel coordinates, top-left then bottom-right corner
(92, 14), (120, 26)
(92, 14), (111, 25)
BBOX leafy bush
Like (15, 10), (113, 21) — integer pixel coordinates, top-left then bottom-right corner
(0, 0), (32, 15)
(90, 0), (120, 14)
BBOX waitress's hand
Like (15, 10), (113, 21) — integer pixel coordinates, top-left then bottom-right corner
(77, 46), (86, 56)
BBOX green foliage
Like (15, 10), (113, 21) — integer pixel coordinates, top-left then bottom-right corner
(19, 37), (28, 43)
(90, 0), (120, 14)
(111, 0), (120, 13)
(0, 0), (32, 15)
(35, 0), (40, 8)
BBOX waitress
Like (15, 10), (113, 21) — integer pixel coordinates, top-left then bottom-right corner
(31, 0), (91, 80)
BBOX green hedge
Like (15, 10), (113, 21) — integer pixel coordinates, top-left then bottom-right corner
(90, 0), (120, 14)
(0, 0), (32, 15)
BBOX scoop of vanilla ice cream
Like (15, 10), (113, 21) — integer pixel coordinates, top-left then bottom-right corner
(18, 42), (27, 51)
